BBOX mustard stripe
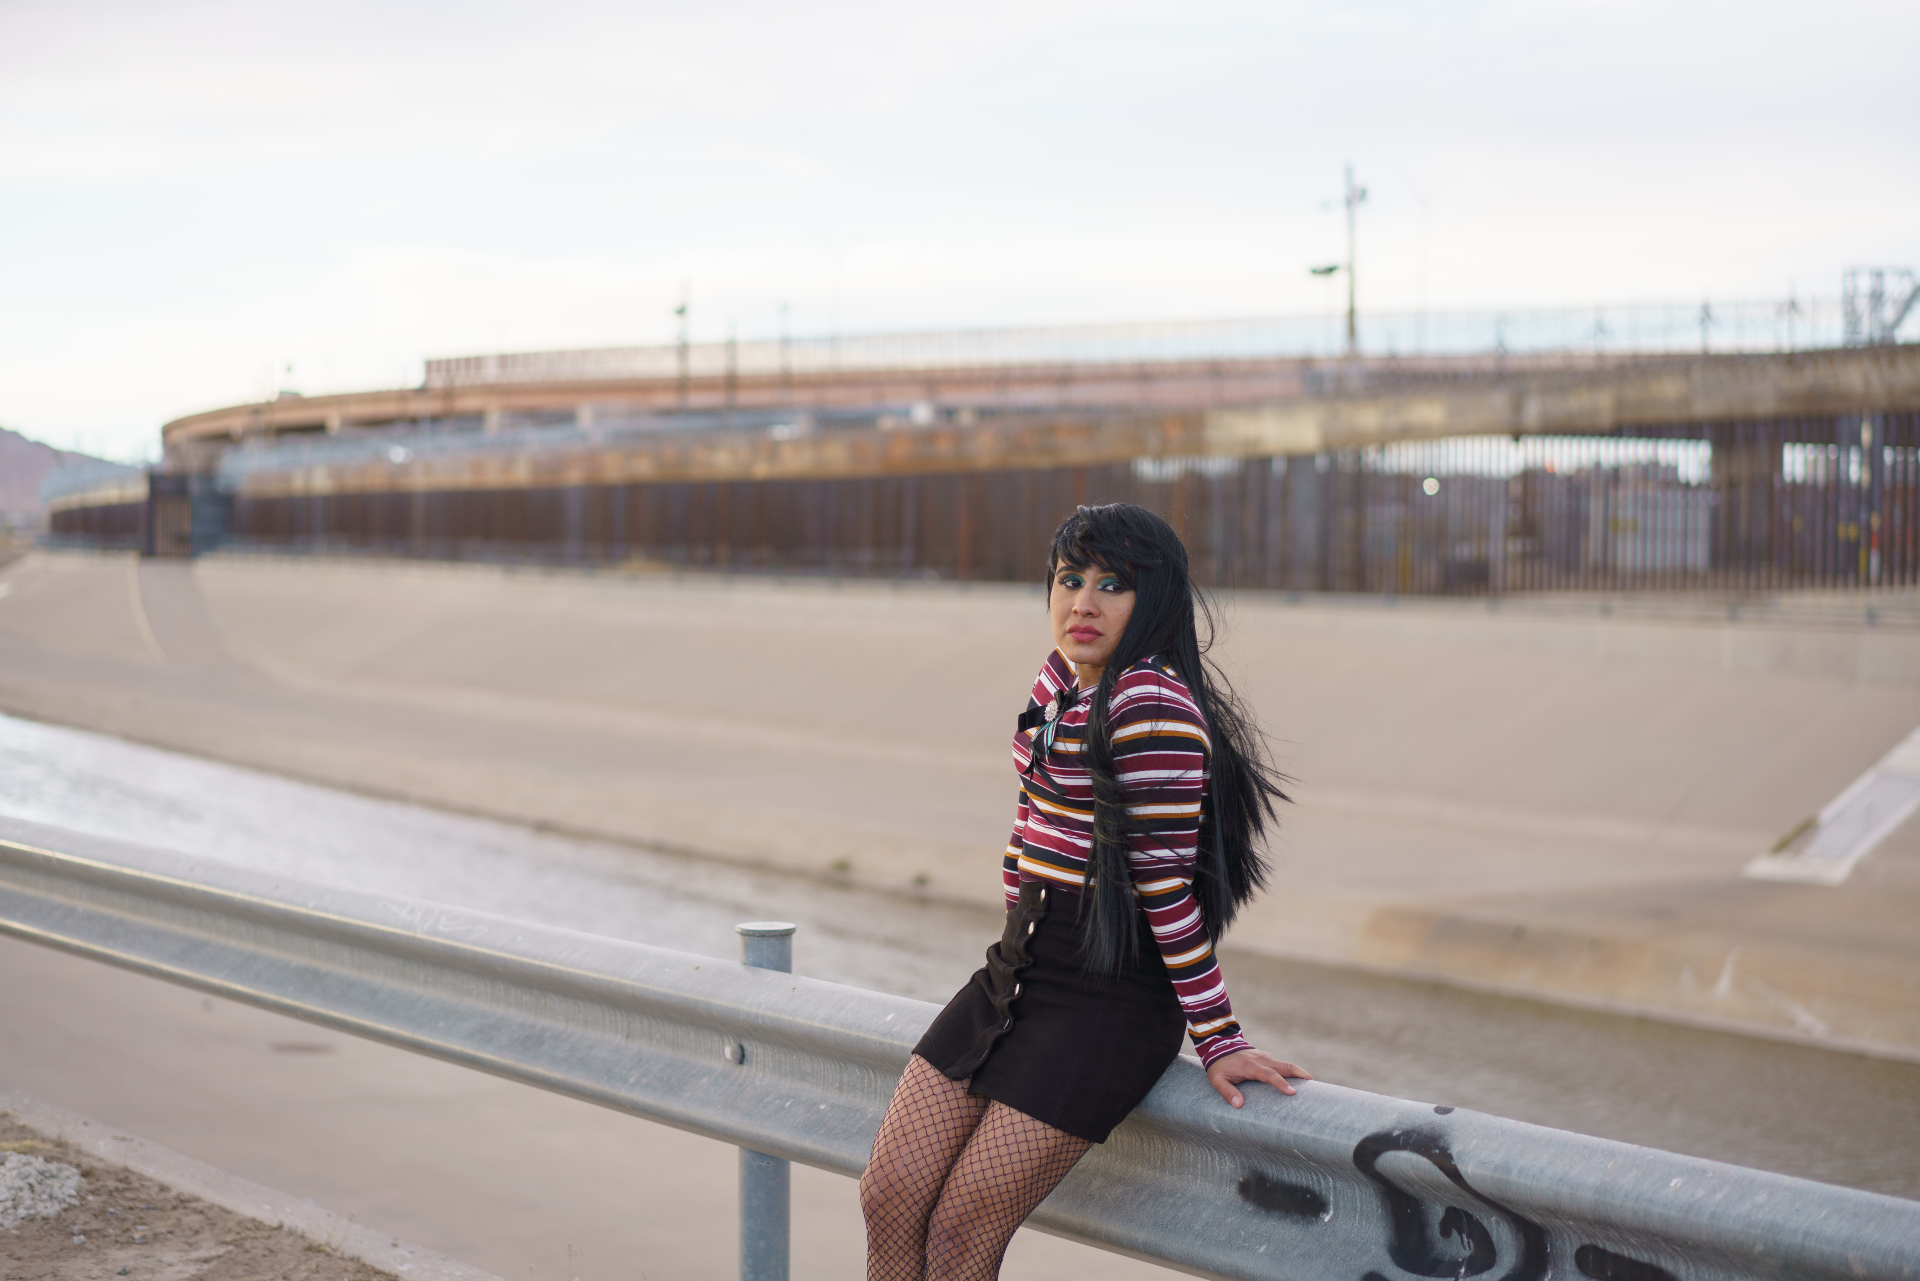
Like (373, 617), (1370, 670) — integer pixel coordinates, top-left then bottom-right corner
(1028, 794), (1094, 820)
(1017, 856), (1087, 885)
(1111, 719), (1208, 736)
(1112, 727), (1211, 748)
(1133, 877), (1188, 894)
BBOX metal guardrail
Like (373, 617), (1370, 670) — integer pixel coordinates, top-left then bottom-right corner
(736, 921), (798, 1281)
(3, 814), (1917, 1281)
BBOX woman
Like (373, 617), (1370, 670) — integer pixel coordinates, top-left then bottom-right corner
(859, 503), (1310, 1281)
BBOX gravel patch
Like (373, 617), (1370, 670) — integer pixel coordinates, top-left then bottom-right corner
(0, 1149), (85, 1229)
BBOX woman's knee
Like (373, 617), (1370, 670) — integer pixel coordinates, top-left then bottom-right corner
(923, 1206), (1004, 1280)
(859, 1155), (925, 1225)
(857, 1161), (893, 1217)
(923, 1197), (991, 1259)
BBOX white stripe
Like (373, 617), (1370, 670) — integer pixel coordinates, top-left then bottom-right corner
(1181, 978), (1227, 1005)
(1155, 905), (1204, 936)
(1026, 822), (1093, 850)
(1111, 669), (1197, 698)
(1129, 844), (1199, 861)
(1018, 856), (1087, 885)
(1110, 689), (1202, 719)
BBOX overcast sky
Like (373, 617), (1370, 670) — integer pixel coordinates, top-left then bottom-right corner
(2, 0), (1915, 459)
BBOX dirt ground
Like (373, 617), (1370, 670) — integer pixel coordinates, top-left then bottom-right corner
(0, 1116), (397, 1281)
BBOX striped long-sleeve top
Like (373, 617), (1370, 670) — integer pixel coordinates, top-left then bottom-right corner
(1003, 649), (1252, 1068)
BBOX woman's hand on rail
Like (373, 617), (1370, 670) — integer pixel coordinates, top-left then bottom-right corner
(1205, 1048), (1312, 1108)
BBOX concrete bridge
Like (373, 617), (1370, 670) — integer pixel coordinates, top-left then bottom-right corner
(166, 344), (1920, 492)
(45, 334), (1920, 595)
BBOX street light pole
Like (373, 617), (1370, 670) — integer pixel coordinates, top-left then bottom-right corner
(675, 283), (691, 408)
(1343, 164), (1367, 357)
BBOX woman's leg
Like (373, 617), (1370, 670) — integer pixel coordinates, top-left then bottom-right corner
(922, 1101), (1094, 1281)
(860, 1055), (991, 1281)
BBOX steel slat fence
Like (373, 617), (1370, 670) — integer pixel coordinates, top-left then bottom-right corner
(222, 413), (1920, 595)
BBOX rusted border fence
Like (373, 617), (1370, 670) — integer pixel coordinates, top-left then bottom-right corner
(215, 412), (1920, 594)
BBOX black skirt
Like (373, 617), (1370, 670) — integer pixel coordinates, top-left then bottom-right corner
(913, 879), (1187, 1143)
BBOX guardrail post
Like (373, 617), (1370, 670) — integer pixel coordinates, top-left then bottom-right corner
(736, 922), (796, 1281)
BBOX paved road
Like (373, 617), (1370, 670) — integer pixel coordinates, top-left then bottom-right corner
(3, 550), (1915, 1056)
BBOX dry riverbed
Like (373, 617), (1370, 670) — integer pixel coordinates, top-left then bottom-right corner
(0, 1116), (397, 1281)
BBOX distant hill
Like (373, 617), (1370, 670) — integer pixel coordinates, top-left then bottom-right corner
(0, 426), (111, 524)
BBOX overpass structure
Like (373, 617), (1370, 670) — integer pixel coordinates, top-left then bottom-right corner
(44, 305), (1920, 595)
(154, 297), (1858, 454)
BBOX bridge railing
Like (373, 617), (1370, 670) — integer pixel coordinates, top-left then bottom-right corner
(3, 814), (1916, 1281)
(422, 298), (1855, 387)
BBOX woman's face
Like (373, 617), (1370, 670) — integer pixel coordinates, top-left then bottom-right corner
(1049, 560), (1135, 680)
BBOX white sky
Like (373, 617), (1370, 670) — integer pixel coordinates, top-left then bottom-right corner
(2, 0), (1915, 460)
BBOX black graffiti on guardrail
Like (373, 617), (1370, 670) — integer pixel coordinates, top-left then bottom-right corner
(1236, 1171), (1331, 1221)
(1234, 1138), (1691, 1281)
(1323, 1120), (1679, 1281)
(1571, 1245), (1679, 1281)
(1352, 1125), (1550, 1280)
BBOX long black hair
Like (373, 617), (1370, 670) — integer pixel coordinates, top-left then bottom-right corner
(1046, 503), (1289, 974)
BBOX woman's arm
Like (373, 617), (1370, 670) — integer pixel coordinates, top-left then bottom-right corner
(1001, 788), (1029, 912)
(1110, 666), (1311, 1104)
(1108, 667), (1247, 1064)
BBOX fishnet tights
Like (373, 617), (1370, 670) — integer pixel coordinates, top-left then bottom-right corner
(861, 1054), (1094, 1281)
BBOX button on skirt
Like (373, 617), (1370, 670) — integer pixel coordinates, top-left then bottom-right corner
(912, 879), (1187, 1143)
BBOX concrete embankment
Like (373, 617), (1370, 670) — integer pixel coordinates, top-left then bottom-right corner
(1, 1086), (495, 1281)
(1, 549), (1916, 1059)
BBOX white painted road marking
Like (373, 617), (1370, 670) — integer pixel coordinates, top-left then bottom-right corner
(1747, 725), (1920, 885)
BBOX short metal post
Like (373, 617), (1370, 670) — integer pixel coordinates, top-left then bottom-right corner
(736, 922), (795, 1281)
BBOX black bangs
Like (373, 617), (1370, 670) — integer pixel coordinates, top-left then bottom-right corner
(1045, 506), (1175, 587)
